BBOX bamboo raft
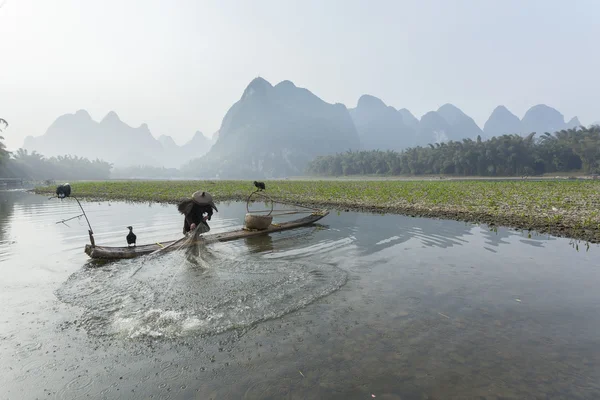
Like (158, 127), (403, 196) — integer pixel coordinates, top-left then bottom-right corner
(84, 210), (329, 260)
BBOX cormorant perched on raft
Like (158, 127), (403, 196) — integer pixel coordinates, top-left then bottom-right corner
(126, 226), (136, 247)
(177, 190), (219, 235)
(253, 181), (266, 191)
(56, 183), (71, 199)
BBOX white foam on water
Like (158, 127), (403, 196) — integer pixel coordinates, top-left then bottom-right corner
(375, 236), (401, 245)
(111, 309), (208, 339)
(56, 247), (347, 339)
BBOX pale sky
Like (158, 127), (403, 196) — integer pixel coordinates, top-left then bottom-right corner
(1, 0), (599, 151)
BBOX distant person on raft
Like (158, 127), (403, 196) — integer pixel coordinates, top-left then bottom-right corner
(177, 190), (219, 235)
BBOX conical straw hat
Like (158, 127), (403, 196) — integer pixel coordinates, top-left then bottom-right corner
(192, 190), (218, 211)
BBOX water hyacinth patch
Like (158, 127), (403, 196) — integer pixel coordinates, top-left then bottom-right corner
(34, 179), (600, 243)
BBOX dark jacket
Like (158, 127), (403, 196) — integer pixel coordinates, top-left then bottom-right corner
(177, 199), (213, 234)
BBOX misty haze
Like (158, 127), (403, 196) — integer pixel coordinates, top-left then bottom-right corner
(2, 1), (600, 399)
(2, 0), (600, 180)
(5, 78), (595, 179)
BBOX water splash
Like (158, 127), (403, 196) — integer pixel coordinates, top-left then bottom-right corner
(55, 248), (347, 339)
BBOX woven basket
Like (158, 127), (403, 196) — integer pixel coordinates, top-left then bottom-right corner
(244, 213), (273, 230)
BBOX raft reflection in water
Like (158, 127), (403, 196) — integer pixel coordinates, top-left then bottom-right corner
(244, 235), (274, 253)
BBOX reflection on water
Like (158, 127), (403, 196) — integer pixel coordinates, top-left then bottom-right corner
(1, 190), (600, 399)
(244, 234), (275, 253)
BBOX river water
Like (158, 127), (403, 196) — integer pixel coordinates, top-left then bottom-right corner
(1, 190), (599, 399)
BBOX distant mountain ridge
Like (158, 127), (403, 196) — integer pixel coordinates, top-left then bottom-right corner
(23, 111), (211, 168)
(347, 96), (580, 152)
(483, 106), (522, 137)
(183, 79), (583, 178)
(349, 94), (416, 151)
(23, 78), (584, 177)
(520, 104), (578, 137)
(183, 78), (361, 178)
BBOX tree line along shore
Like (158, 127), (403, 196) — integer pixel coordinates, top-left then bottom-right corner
(307, 127), (600, 177)
(33, 179), (600, 244)
(3, 126), (600, 181)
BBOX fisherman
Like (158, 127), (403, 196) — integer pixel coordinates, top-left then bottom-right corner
(177, 190), (219, 235)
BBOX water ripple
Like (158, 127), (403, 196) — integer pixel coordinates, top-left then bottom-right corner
(55, 249), (347, 339)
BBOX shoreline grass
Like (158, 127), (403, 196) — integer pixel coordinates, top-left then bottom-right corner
(33, 179), (600, 243)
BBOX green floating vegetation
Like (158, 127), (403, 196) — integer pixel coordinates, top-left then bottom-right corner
(34, 179), (600, 243)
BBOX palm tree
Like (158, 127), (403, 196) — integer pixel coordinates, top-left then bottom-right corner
(0, 119), (9, 164)
(14, 148), (28, 160)
(0, 135), (8, 164)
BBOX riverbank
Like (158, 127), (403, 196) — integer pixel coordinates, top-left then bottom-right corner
(33, 180), (600, 243)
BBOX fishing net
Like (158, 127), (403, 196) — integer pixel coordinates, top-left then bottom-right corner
(129, 223), (216, 278)
(58, 250), (348, 339)
(128, 191), (326, 278)
(181, 222), (211, 260)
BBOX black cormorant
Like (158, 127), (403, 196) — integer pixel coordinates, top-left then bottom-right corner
(253, 181), (266, 191)
(126, 226), (136, 247)
(56, 183), (71, 199)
